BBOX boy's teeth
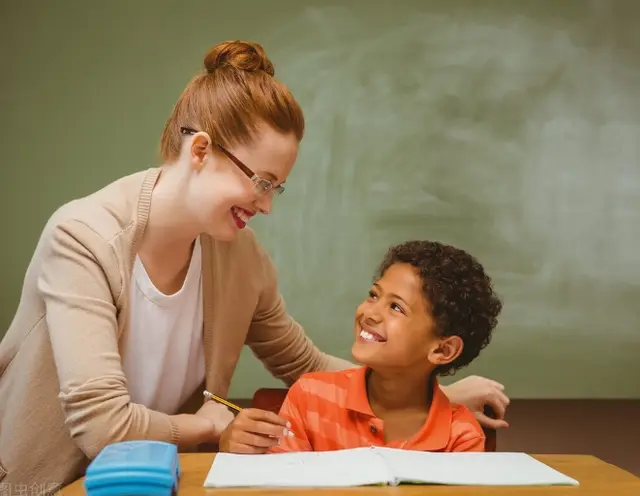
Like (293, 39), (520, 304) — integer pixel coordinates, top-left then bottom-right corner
(359, 329), (382, 342)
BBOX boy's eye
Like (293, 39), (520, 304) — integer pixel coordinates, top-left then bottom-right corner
(391, 302), (405, 314)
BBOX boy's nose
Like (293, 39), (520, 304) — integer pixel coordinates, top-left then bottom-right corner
(363, 307), (383, 324)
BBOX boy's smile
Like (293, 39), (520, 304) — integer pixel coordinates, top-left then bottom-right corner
(357, 323), (386, 343)
(352, 263), (437, 371)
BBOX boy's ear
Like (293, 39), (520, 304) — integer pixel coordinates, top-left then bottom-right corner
(429, 336), (463, 367)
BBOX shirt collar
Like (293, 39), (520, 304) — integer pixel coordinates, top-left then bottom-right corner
(412, 378), (452, 450)
(344, 366), (453, 451)
(344, 366), (375, 415)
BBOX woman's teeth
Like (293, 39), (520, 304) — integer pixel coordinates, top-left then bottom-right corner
(232, 207), (250, 223)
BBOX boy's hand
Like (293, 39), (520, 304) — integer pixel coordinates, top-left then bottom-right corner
(442, 375), (510, 429)
(219, 408), (293, 454)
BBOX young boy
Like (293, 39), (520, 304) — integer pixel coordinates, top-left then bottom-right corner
(270, 240), (503, 453)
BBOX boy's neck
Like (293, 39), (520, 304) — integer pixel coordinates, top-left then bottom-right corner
(366, 368), (434, 413)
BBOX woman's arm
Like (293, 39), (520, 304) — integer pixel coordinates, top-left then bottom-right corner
(244, 238), (353, 385)
(39, 220), (216, 457)
(441, 376), (510, 429)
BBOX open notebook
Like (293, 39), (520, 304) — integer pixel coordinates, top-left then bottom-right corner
(204, 447), (579, 488)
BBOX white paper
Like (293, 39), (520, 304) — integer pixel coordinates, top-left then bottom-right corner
(376, 448), (580, 486)
(203, 448), (579, 488)
(203, 448), (393, 488)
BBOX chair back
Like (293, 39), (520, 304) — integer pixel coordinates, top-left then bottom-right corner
(252, 388), (288, 414)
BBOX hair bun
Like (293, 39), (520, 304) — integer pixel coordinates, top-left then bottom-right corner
(204, 40), (275, 76)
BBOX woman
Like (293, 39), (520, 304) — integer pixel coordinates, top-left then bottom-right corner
(0, 40), (509, 489)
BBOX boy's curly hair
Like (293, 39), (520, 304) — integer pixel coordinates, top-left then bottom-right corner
(376, 240), (503, 376)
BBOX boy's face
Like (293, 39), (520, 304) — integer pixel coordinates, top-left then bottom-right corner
(351, 263), (462, 374)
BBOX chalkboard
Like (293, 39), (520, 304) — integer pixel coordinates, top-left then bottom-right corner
(1, 0), (638, 398)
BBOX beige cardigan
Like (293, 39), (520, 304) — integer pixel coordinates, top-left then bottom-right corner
(0, 168), (351, 489)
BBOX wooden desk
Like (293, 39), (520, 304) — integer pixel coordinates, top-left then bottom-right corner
(62, 453), (640, 495)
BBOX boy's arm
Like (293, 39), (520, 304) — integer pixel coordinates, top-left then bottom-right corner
(267, 381), (313, 453)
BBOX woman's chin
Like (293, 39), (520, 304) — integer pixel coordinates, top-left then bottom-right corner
(204, 218), (240, 242)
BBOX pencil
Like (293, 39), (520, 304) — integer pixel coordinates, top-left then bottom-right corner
(203, 390), (243, 413)
(203, 390), (295, 438)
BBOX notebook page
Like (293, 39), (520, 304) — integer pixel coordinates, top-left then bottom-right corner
(203, 448), (393, 488)
(374, 449), (579, 486)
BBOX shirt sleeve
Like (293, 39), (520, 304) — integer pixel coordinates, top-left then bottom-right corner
(244, 234), (354, 385)
(267, 380), (313, 453)
(448, 406), (486, 452)
(38, 220), (178, 459)
(451, 433), (485, 452)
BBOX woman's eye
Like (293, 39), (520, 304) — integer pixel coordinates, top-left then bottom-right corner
(368, 290), (377, 299)
(391, 303), (404, 313)
(258, 181), (272, 192)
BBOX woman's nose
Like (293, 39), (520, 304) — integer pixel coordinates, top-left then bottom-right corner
(253, 194), (273, 215)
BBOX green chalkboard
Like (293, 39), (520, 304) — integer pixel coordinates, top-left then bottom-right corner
(1, 0), (638, 398)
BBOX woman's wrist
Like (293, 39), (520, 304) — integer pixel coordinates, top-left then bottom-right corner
(170, 413), (217, 448)
(196, 400), (235, 440)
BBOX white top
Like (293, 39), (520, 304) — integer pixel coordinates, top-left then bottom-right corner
(122, 237), (205, 414)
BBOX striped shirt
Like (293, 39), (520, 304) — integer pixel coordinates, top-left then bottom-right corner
(270, 367), (485, 453)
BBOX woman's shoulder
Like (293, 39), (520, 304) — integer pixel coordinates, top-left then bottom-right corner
(28, 168), (159, 284)
(46, 168), (158, 241)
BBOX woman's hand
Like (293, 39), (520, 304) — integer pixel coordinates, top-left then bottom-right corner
(170, 399), (237, 451)
(194, 400), (235, 442)
(219, 408), (294, 454)
(442, 375), (510, 429)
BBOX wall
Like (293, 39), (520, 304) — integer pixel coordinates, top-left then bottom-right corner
(497, 400), (640, 477)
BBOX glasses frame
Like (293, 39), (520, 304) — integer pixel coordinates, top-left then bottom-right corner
(180, 127), (284, 196)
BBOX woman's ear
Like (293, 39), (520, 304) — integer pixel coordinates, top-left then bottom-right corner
(428, 336), (463, 368)
(190, 132), (211, 171)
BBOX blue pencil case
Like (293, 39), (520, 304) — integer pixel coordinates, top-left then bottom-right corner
(84, 440), (180, 496)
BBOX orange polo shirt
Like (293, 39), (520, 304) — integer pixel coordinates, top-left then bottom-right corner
(269, 367), (485, 453)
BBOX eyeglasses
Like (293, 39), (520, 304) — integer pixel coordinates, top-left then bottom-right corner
(180, 127), (284, 196)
